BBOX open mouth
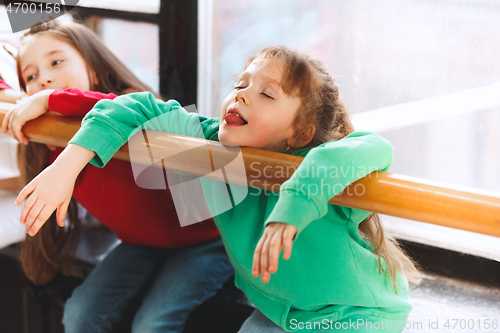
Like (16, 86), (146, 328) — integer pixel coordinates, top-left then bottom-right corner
(224, 109), (248, 125)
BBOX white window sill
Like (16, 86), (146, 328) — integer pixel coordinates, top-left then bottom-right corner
(383, 215), (500, 262)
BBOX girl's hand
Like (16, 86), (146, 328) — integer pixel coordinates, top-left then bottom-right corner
(15, 144), (95, 236)
(2, 89), (54, 145)
(252, 222), (297, 283)
(15, 162), (76, 236)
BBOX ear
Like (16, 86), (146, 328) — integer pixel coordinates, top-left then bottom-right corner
(289, 124), (316, 149)
(90, 70), (99, 88)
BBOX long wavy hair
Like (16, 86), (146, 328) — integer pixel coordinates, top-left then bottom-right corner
(17, 21), (156, 284)
(246, 46), (421, 292)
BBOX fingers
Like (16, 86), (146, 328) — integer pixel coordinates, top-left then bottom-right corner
(26, 206), (55, 236)
(11, 115), (28, 145)
(23, 198), (44, 231)
(1, 109), (13, 134)
(3, 105), (30, 144)
(4, 110), (22, 143)
(268, 231), (283, 273)
(260, 233), (271, 283)
(20, 195), (39, 225)
(252, 223), (297, 284)
(21, 196), (62, 236)
(56, 200), (70, 228)
(252, 233), (266, 277)
(282, 226), (296, 260)
(16, 183), (35, 207)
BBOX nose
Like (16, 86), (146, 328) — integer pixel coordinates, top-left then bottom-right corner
(235, 87), (251, 106)
(39, 72), (54, 88)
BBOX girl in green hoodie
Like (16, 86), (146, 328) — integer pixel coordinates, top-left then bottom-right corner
(16, 46), (420, 332)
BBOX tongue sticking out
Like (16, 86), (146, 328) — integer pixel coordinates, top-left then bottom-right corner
(224, 113), (247, 125)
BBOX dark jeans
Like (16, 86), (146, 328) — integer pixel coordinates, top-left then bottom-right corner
(62, 238), (233, 333)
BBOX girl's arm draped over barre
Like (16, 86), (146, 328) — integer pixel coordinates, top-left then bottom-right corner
(253, 131), (394, 282)
(2, 88), (119, 144)
(267, 131), (393, 235)
(2, 89), (54, 144)
(16, 92), (209, 235)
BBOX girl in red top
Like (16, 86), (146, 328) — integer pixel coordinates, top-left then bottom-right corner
(2, 21), (233, 333)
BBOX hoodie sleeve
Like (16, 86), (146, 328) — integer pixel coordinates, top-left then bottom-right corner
(265, 131), (393, 236)
(69, 92), (215, 167)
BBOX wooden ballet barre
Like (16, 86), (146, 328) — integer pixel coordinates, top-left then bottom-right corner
(1, 103), (500, 238)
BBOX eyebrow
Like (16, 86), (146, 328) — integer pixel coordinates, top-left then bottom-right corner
(238, 72), (282, 88)
(22, 50), (65, 73)
(237, 72), (250, 81)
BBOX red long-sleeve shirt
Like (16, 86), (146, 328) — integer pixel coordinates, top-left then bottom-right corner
(47, 88), (220, 247)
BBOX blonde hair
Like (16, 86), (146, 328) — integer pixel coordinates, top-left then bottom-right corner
(246, 46), (421, 291)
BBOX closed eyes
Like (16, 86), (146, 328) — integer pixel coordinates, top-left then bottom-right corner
(234, 86), (274, 100)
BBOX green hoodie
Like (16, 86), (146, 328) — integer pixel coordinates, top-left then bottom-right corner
(70, 92), (412, 331)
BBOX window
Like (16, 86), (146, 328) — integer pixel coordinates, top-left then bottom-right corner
(91, 17), (159, 92)
(198, 0), (500, 259)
